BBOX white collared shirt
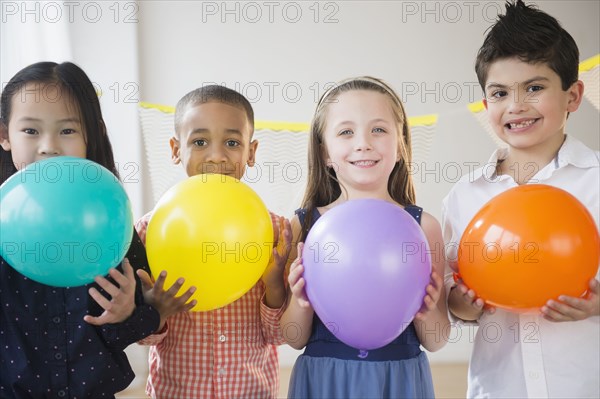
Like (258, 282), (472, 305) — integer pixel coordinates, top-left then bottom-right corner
(442, 135), (600, 398)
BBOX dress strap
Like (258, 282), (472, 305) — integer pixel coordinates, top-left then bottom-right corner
(403, 205), (423, 225)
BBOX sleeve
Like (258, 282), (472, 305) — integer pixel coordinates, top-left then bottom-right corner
(441, 192), (478, 326)
(137, 322), (169, 346)
(441, 196), (458, 299)
(94, 235), (160, 349)
(131, 211), (170, 345)
(98, 302), (161, 351)
(259, 289), (288, 345)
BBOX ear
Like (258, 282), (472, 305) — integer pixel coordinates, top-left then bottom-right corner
(482, 98), (488, 110)
(566, 80), (584, 113)
(0, 124), (11, 151)
(247, 139), (258, 167)
(169, 136), (181, 165)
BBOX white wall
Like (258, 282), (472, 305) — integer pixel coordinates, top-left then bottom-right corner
(136, 0), (600, 364)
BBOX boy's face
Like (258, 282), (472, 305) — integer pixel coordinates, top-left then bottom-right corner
(483, 58), (583, 153)
(171, 102), (257, 180)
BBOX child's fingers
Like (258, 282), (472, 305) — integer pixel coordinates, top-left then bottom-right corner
(425, 284), (440, 303)
(430, 271), (443, 288)
(87, 286), (112, 311)
(94, 274), (121, 298)
(541, 304), (567, 322)
(177, 286), (197, 304)
(83, 314), (102, 325)
(136, 269), (154, 291)
(108, 267), (133, 293)
(280, 218), (292, 251)
(153, 271), (168, 292)
(291, 276), (307, 298)
(556, 295), (587, 310)
(164, 277), (186, 297)
(121, 258), (135, 281)
(288, 263), (304, 286)
(183, 299), (198, 312)
(543, 299), (586, 321)
(484, 306), (496, 314)
(588, 278), (599, 296)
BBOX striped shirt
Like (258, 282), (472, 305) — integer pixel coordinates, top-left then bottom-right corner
(136, 212), (286, 399)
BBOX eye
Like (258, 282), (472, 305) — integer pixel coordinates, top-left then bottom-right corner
(338, 129), (353, 136)
(488, 90), (507, 99)
(192, 139), (208, 147)
(61, 128), (76, 135)
(372, 127), (386, 134)
(23, 128), (38, 135)
(527, 85), (543, 93)
(225, 140), (240, 147)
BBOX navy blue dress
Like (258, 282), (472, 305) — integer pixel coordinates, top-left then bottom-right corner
(0, 229), (160, 399)
(288, 206), (435, 399)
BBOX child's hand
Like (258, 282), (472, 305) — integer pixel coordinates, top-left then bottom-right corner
(449, 276), (496, 320)
(288, 243), (311, 309)
(261, 215), (292, 289)
(84, 258), (137, 326)
(137, 269), (197, 332)
(541, 278), (600, 322)
(414, 271), (443, 321)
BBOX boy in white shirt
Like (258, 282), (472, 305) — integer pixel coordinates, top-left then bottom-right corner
(442, 1), (599, 397)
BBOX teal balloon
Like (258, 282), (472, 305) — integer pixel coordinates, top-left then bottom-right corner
(0, 157), (133, 287)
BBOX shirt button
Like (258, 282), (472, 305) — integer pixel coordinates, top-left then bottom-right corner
(57, 390), (66, 397)
(54, 353), (63, 360)
(218, 335), (227, 342)
(52, 316), (61, 323)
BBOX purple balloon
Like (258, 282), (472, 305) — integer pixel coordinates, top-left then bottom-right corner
(302, 199), (431, 351)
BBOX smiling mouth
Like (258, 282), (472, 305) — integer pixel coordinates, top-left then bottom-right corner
(505, 119), (539, 130)
(351, 160), (379, 166)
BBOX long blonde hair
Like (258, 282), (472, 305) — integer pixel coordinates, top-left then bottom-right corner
(300, 76), (416, 240)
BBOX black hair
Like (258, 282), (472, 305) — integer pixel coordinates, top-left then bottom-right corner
(0, 61), (119, 184)
(475, 0), (579, 91)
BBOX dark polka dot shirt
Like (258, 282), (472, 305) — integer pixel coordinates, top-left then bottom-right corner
(0, 229), (159, 398)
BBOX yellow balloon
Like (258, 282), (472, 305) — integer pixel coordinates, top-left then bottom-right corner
(146, 174), (273, 311)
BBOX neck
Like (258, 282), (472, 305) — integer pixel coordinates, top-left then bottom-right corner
(333, 186), (395, 205)
(499, 134), (566, 185)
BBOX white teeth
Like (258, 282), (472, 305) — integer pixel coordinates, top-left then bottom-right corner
(352, 160), (377, 166)
(508, 119), (536, 129)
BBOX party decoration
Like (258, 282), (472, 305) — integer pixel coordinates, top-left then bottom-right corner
(458, 184), (600, 310)
(146, 174), (273, 311)
(0, 157), (133, 286)
(302, 199), (431, 351)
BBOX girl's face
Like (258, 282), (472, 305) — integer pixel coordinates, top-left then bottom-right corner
(322, 90), (400, 197)
(1, 82), (87, 170)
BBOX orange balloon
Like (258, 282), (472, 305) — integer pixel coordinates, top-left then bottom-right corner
(458, 184), (599, 310)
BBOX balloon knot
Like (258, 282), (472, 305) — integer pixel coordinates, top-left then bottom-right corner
(357, 350), (369, 359)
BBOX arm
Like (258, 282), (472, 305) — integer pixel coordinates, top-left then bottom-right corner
(413, 212), (450, 352)
(85, 258), (161, 350)
(261, 213), (292, 309)
(259, 214), (293, 344)
(447, 278), (494, 321)
(441, 198), (495, 322)
(280, 216), (314, 350)
(133, 214), (195, 338)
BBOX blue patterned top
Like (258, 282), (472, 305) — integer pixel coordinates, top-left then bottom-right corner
(0, 230), (160, 398)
